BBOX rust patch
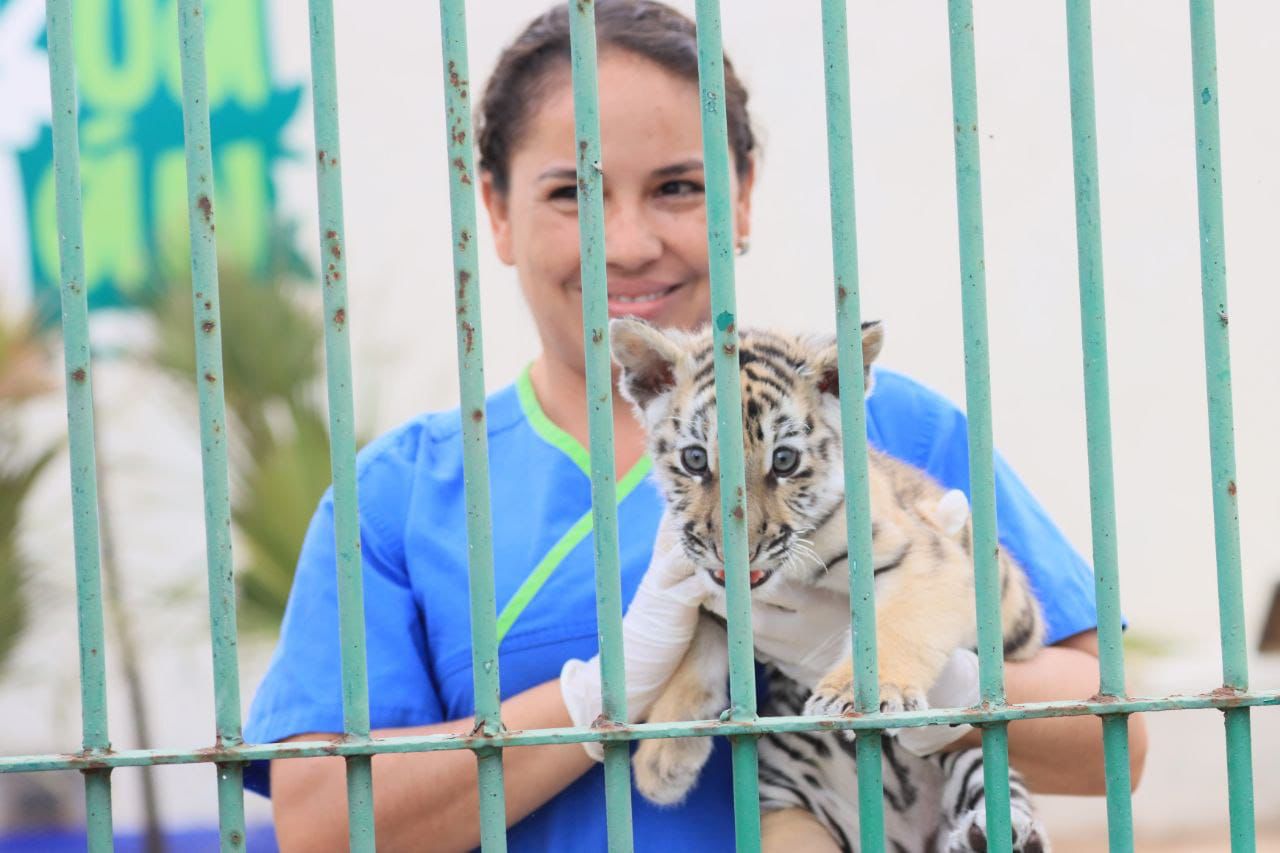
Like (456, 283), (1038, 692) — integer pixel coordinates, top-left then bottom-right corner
(838, 286), (848, 303)
(196, 194), (213, 227)
(1219, 311), (1229, 326)
(458, 229), (472, 252)
(229, 831), (243, 846)
(452, 157), (472, 185)
(472, 408), (485, 423)
(334, 308), (346, 327)
(1228, 481), (1237, 496)
(723, 343), (736, 356)
(330, 243), (341, 259)
(204, 301), (211, 310)
(1085, 692), (1121, 704)
(71, 367), (86, 383)
(592, 328), (603, 344)
(201, 320), (216, 334)
(317, 149), (325, 162)
(204, 373), (216, 383)
(732, 505), (744, 521)
(329, 157), (337, 167)
(326, 230), (337, 240)
(457, 269), (471, 299)
(462, 321), (476, 354)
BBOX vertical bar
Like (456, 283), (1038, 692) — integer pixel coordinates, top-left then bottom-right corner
(566, 4), (635, 852)
(1187, 2), (1255, 849)
(306, 0), (376, 849)
(692, 2), (761, 849)
(818, 2), (885, 850)
(437, 2), (508, 850)
(174, 2), (247, 849)
(1062, 1), (1135, 847)
(43, 2), (114, 847)
(944, 2), (1012, 849)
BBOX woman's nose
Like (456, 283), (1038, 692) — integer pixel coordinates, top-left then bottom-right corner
(604, 202), (663, 271)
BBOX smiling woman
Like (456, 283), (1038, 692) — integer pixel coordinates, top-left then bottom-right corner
(245, 1), (1141, 851)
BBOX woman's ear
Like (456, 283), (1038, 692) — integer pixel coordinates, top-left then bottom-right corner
(480, 171), (515, 265)
(733, 156), (755, 248)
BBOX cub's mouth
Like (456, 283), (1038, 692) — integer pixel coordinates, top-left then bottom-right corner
(707, 568), (772, 590)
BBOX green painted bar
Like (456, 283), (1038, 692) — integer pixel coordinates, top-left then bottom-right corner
(565, 4), (635, 850)
(1188, 2), (1255, 848)
(174, 2), (249, 848)
(692, 2), (762, 848)
(43, 1), (114, 847)
(3, 690), (1278, 775)
(818, 1), (886, 848)
(1062, 1), (1135, 845)
(305, 0), (376, 848)
(944, 1), (1012, 848)
(437, 2), (508, 849)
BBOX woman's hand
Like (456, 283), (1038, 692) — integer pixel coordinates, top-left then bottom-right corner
(560, 538), (708, 757)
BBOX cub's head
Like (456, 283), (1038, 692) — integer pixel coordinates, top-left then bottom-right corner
(610, 318), (884, 591)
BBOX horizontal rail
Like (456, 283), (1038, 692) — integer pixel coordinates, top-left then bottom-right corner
(5, 690), (1276, 774)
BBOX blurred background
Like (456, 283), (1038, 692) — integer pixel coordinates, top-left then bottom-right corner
(1, 0), (1278, 849)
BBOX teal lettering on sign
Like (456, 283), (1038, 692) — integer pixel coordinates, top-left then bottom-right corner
(11, 0), (304, 320)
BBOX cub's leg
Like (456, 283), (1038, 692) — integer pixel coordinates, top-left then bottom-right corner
(761, 807), (843, 853)
(633, 615), (729, 804)
(806, 552), (975, 718)
(935, 748), (1048, 853)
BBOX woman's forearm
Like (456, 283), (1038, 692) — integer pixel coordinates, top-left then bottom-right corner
(271, 679), (595, 852)
(949, 631), (1148, 795)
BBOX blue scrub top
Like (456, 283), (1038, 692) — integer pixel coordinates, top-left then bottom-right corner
(243, 367), (1100, 851)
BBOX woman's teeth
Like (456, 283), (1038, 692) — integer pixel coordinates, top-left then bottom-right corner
(610, 284), (679, 303)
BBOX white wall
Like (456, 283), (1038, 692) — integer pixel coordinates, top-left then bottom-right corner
(2, 0), (1278, 845)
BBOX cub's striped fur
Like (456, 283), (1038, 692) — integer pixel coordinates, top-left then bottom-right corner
(611, 318), (1048, 852)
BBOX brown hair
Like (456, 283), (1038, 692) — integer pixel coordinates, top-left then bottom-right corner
(477, 0), (756, 195)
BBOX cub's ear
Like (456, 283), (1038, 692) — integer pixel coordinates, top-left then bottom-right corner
(812, 320), (885, 398)
(610, 318), (687, 409)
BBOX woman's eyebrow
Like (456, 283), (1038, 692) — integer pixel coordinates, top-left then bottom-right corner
(536, 166), (579, 182)
(652, 159), (704, 178)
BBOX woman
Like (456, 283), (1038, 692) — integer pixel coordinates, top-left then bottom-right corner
(244, 2), (1146, 850)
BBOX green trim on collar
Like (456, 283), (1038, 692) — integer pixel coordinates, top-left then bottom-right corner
(494, 419), (655, 645)
(516, 364), (593, 476)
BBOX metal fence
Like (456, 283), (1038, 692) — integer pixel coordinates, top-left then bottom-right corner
(1, 0), (1277, 851)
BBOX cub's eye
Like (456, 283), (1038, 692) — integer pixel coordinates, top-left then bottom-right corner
(772, 446), (801, 476)
(680, 446), (709, 475)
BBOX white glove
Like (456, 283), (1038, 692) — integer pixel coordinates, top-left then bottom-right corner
(894, 648), (981, 756)
(748, 577), (853, 689)
(560, 542), (708, 760)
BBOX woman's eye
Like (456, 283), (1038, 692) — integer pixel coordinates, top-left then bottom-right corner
(680, 446), (709, 475)
(657, 179), (703, 197)
(547, 185), (578, 202)
(772, 446), (800, 477)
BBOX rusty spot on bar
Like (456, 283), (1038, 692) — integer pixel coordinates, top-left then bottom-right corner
(330, 243), (341, 259)
(472, 408), (484, 423)
(837, 286), (848, 303)
(229, 831), (243, 846)
(452, 157), (472, 185)
(201, 321), (215, 334)
(71, 367), (86, 383)
(457, 269), (471, 299)
(1228, 481), (1237, 496)
(317, 149), (325, 162)
(196, 194), (213, 228)
(1219, 311), (1229, 326)
(462, 321), (475, 354)
(326, 230), (337, 240)
(203, 301), (211, 310)
(204, 373), (216, 383)
(723, 342), (736, 356)
(732, 505), (744, 521)
(592, 328), (603, 344)
(334, 308), (346, 327)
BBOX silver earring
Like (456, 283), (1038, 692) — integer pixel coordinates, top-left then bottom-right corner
(736, 237), (750, 257)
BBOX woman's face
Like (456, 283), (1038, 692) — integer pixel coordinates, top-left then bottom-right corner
(482, 50), (753, 377)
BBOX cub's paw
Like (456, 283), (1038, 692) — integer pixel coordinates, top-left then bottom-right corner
(878, 682), (929, 716)
(633, 735), (713, 806)
(804, 670), (855, 718)
(944, 803), (1050, 853)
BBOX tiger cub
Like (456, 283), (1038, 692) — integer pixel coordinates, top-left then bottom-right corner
(610, 318), (1048, 852)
